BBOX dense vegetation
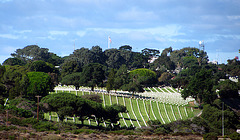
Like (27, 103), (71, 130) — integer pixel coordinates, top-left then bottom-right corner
(0, 45), (239, 139)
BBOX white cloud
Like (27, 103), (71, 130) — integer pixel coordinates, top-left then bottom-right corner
(227, 15), (240, 20)
(117, 7), (158, 21)
(88, 25), (184, 38)
(14, 30), (32, 34)
(49, 31), (68, 36)
(76, 31), (86, 37)
(0, 34), (19, 39)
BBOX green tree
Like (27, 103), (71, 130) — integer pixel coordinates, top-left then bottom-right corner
(60, 57), (82, 78)
(61, 72), (82, 90)
(0, 65), (7, 101)
(2, 57), (26, 66)
(170, 47), (208, 68)
(80, 63), (105, 91)
(181, 68), (217, 104)
(129, 68), (157, 86)
(81, 94), (102, 103)
(90, 45), (106, 65)
(2, 65), (29, 99)
(41, 93), (79, 121)
(113, 65), (129, 90)
(119, 45), (132, 51)
(158, 72), (173, 85)
(215, 79), (239, 98)
(121, 81), (144, 97)
(28, 60), (57, 73)
(153, 55), (175, 70)
(70, 47), (95, 66)
(104, 49), (125, 69)
(201, 99), (239, 135)
(26, 72), (53, 101)
(141, 48), (160, 57)
(130, 52), (149, 69)
(104, 104), (127, 125)
(106, 68), (115, 93)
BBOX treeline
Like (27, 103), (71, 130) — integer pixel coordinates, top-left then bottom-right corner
(0, 44), (240, 139)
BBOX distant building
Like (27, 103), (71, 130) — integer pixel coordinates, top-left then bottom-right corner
(148, 56), (158, 63)
(229, 76), (239, 82)
(208, 60), (218, 65)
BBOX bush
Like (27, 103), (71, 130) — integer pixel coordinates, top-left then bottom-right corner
(9, 117), (27, 127)
(54, 122), (78, 132)
(7, 106), (32, 118)
(22, 117), (38, 125)
(73, 129), (97, 134)
(203, 132), (218, 140)
(154, 127), (168, 135)
(33, 121), (57, 132)
(228, 132), (240, 140)
(0, 125), (18, 131)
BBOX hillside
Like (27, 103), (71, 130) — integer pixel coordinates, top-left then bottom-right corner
(0, 113), (203, 140)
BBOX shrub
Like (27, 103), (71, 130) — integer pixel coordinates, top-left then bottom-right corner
(154, 127), (168, 135)
(54, 122), (78, 132)
(7, 106), (32, 118)
(228, 132), (240, 140)
(9, 117), (27, 127)
(33, 121), (57, 132)
(22, 117), (38, 125)
(203, 132), (218, 140)
(73, 129), (97, 134)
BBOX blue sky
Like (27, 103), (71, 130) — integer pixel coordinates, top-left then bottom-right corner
(0, 0), (240, 64)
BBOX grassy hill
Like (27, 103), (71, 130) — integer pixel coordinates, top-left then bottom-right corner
(46, 86), (200, 128)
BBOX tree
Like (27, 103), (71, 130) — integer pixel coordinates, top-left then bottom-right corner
(141, 48), (160, 57)
(26, 72), (54, 101)
(61, 72), (82, 90)
(81, 94), (102, 103)
(28, 60), (57, 73)
(104, 49), (125, 69)
(70, 47), (95, 66)
(80, 63), (105, 91)
(170, 47), (208, 68)
(215, 79), (239, 98)
(161, 47), (172, 56)
(201, 99), (239, 135)
(104, 104), (127, 125)
(2, 57), (26, 66)
(122, 81), (144, 97)
(41, 93), (79, 121)
(158, 72), (173, 85)
(129, 68), (157, 86)
(153, 55), (175, 70)
(181, 68), (217, 104)
(130, 52), (149, 69)
(106, 68), (115, 93)
(90, 45), (106, 65)
(60, 57), (82, 78)
(119, 45), (132, 51)
(113, 65), (129, 91)
(2, 65), (29, 99)
(0, 65), (7, 100)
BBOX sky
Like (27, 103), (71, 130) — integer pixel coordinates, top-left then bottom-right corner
(0, 0), (240, 64)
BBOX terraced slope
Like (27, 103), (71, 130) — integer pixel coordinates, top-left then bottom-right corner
(46, 86), (196, 128)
